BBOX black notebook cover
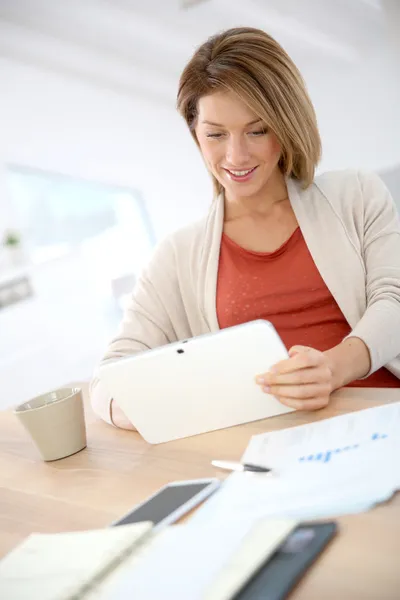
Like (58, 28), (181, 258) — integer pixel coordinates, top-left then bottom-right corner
(234, 521), (338, 600)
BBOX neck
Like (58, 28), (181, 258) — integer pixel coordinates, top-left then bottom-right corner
(224, 168), (288, 220)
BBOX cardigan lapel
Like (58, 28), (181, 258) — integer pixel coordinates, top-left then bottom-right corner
(199, 194), (224, 333)
(199, 177), (366, 334)
(287, 177), (366, 328)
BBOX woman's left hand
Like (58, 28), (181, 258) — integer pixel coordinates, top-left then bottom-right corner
(255, 345), (335, 410)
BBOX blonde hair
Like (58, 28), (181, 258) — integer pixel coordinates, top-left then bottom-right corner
(177, 27), (321, 193)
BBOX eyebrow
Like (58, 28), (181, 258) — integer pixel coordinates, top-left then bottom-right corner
(201, 119), (262, 127)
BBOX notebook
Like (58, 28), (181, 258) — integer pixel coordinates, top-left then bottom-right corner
(0, 518), (296, 600)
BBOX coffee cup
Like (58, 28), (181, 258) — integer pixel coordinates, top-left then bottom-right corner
(14, 387), (87, 461)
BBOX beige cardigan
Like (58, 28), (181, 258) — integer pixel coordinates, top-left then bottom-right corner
(91, 170), (400, 424)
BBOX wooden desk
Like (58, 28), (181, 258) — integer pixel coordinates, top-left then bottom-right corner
(1, 386), (399, 599)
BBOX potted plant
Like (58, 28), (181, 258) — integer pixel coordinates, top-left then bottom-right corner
(1, 229), (25, 268)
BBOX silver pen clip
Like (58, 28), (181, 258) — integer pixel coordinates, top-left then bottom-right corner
(211, 459), (273, 474)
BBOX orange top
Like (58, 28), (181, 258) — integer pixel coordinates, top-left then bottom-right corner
(217, 227), (399, 388)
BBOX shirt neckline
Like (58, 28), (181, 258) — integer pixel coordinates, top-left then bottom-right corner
(221, 226), (302, 259)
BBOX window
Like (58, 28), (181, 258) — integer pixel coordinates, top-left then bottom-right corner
(6, 165), (156, 275)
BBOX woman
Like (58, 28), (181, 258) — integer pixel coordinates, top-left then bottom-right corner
(91, 27), (400, 429)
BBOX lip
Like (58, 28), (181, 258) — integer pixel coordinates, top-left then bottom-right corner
(223, 166), (258, 183)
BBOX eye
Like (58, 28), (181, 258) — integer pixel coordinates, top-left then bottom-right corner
(249, 129), (267, 137)
(205, 133), (224, 139)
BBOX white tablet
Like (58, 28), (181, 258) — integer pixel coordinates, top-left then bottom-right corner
(99, 320), (294, 444)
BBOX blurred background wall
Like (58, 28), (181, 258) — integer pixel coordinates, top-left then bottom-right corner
(0, 0), (399, 408)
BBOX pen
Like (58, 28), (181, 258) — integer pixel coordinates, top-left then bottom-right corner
(211, 459), (272, 473)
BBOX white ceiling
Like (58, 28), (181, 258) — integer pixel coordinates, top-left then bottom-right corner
(0, 0), (391, 106)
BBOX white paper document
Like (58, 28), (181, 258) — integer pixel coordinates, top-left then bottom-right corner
(190, 403), (400, 527)
(242, 401), (400, 470)
(105, 519), (296, 600)
(191, 437), (398, 526)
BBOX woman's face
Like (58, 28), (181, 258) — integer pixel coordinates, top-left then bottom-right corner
(195, 91), (282, 200)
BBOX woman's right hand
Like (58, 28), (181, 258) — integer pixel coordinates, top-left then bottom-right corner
(110, 400), (136, 430)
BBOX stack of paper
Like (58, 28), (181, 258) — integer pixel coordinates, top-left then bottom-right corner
(190, 403), (400, 527)
(243, 401), (400, 470)
(102, 519), (296, 600)
(0, 518), (296, 600)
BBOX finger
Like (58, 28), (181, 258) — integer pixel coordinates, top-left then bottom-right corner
(265, 382), (332, 400)
(265, 349), (324, 376)
(276, 396), (329, 411)
(288, 345), (313, 357)
(261, 366), (332, 387)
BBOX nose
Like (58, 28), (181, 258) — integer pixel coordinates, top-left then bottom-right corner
(225, 135), (250, 166)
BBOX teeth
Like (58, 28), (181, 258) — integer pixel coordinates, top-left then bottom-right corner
(229, 168), (254, 176)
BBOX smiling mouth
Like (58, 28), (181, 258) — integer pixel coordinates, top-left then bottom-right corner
(223, 166), (258, 181)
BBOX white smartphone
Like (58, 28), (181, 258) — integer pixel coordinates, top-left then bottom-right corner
(111, 478), (220, 530)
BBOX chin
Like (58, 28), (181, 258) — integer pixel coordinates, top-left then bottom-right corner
(226, 181), (264, 197)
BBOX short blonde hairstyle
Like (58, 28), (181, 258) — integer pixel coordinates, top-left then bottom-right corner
(177, 27), (321, 193)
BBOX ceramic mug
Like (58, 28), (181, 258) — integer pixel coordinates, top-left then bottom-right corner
(14, 387), (87, 461)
